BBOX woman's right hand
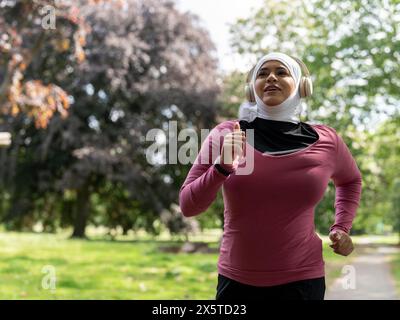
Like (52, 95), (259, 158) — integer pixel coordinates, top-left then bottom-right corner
(220, 122), (246, 169)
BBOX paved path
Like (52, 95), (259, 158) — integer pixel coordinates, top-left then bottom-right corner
(325, 244), (400, 300)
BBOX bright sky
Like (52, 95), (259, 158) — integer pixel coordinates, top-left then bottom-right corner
(175, 0), (264, 73)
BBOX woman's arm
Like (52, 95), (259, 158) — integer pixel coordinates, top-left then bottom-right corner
(329, 129), (363, 234)
(179, 122), (237, 217)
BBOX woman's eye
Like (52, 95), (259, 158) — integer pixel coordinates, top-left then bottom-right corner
(257, 70), (287, 77)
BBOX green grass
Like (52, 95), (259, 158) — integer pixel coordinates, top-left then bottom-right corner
(0, 232), (219, 299)
(389, 252), (400, 296)
(0, 231), (363, 299)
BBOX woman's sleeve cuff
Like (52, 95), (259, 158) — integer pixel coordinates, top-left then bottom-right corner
(213, 156), (234, 176)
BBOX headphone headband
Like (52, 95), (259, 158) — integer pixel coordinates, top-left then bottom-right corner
(290, 56), (311, 78)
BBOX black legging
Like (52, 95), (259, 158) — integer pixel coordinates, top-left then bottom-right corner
(216, 274), (326, 300)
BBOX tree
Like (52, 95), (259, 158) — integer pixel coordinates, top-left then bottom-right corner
(368, 116), (400, 239)
(0, 0), (221, 238)
(0, 0), (93, 127)
(229, 0), (399, 127)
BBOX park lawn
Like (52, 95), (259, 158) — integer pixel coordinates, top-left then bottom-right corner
(389, 252), (400, 296)
(0, 231), (350, 299)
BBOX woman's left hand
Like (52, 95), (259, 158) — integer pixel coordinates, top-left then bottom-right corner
(328, 230), (354, 256)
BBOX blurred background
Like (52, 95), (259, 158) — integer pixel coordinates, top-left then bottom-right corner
(0, 0), (399, 299)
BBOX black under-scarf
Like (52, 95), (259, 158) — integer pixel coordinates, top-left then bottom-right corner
(239, 117), (319, 156)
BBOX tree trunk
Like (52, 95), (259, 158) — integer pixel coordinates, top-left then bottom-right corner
(71, 182), (90, 239)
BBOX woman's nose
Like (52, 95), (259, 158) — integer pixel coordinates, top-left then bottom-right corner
(266, 73), (278, 82)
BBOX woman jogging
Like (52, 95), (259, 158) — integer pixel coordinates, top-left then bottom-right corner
(179, 52), (362, 300)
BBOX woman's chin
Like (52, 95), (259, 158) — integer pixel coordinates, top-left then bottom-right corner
(262, 99), (282, 106)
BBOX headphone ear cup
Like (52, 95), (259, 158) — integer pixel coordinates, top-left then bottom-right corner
(300, 77), (313, 98)
(299, 78), (306, 98)
(304, 77), (313, 97)
(245, 83), (255, 103)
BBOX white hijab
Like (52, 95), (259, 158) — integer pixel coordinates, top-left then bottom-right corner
(239, 52), (304, 124)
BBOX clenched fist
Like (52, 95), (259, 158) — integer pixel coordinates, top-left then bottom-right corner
(329, 230), (354, 256)
(220, 122), (246, 170)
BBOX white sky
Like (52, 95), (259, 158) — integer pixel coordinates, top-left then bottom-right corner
(175, 0), (264, 73)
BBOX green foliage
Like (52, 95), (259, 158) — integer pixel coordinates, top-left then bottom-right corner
(0, 0), (221, 237)
(1, 0), (399, 237)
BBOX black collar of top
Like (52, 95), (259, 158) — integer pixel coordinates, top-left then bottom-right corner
(239, 117), (319, 155)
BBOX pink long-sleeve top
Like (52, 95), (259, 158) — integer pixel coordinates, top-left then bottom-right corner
(179, 119), (362, 286)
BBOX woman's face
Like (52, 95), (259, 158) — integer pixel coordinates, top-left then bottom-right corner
(254, 60), (296, 106)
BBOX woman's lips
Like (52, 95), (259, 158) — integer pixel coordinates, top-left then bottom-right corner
(264, 86), (281, 93)
(264, 88), (281, 94)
